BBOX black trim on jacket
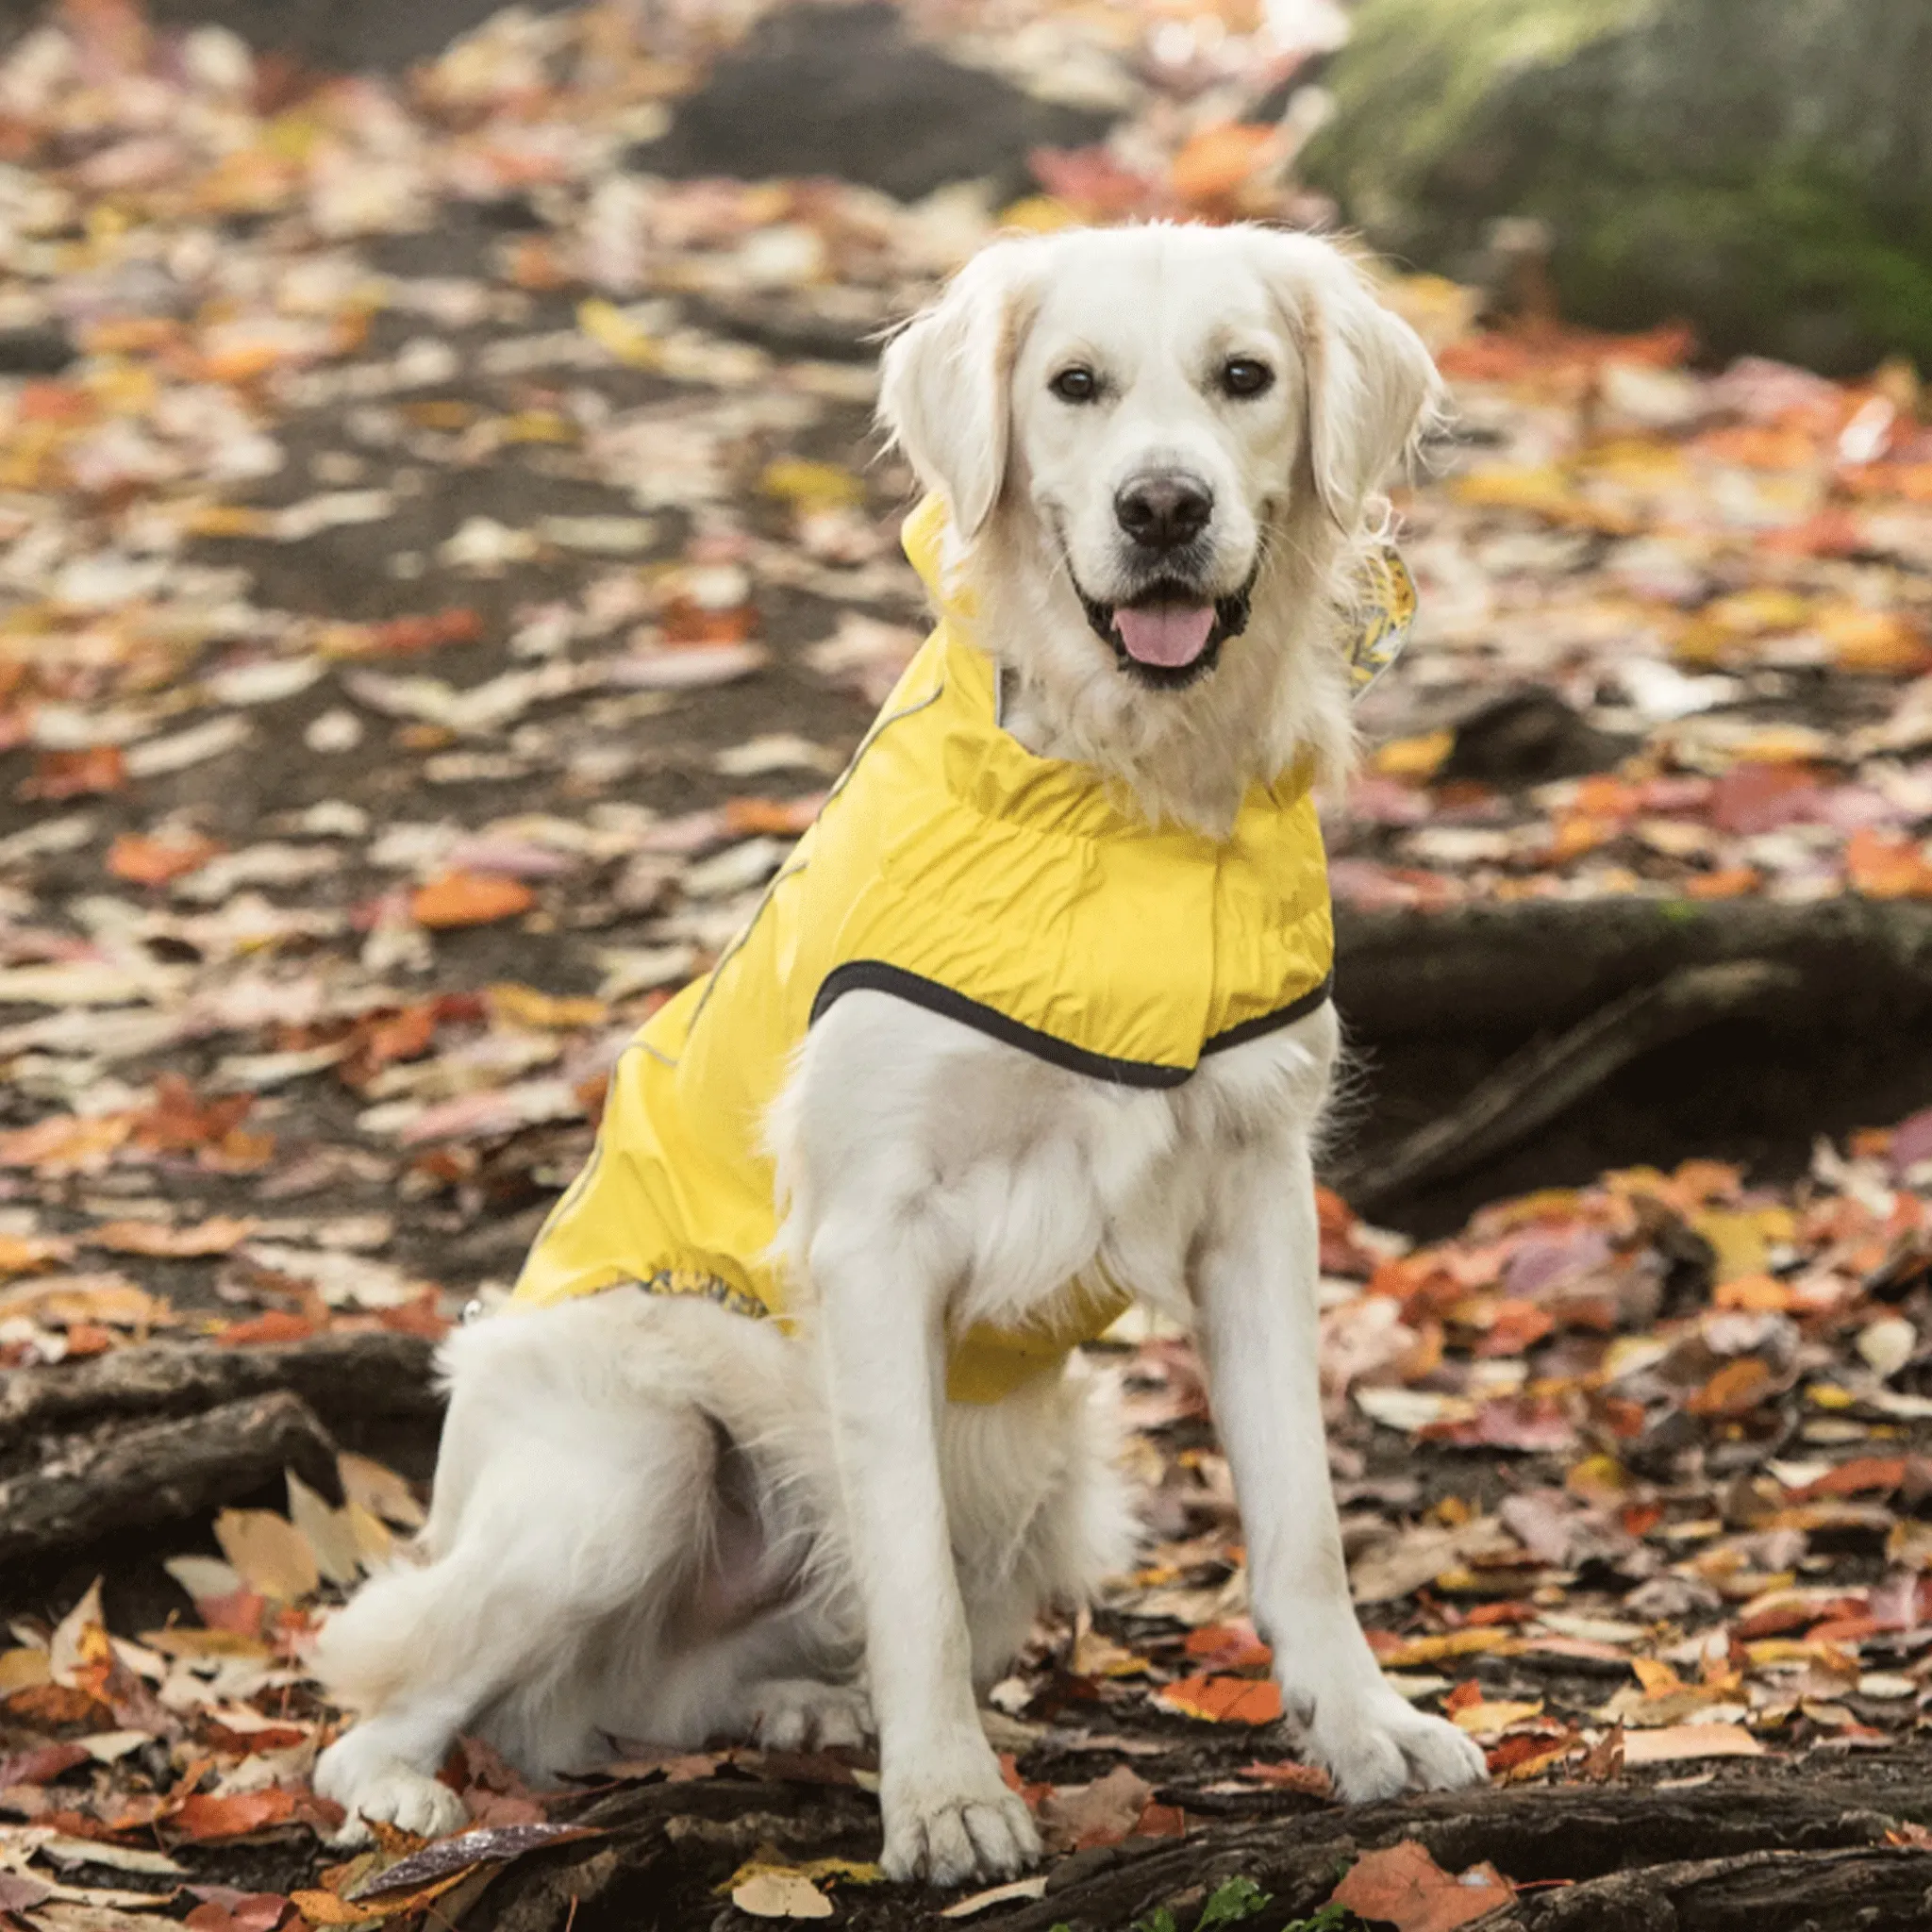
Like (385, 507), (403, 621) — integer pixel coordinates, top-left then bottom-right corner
(808, 962), (1335, 1089)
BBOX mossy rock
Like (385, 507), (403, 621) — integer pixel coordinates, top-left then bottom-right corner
(1303, 0), (1932, 373)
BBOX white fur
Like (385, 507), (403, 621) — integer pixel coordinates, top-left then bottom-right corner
(311, 224), (1481, 1887)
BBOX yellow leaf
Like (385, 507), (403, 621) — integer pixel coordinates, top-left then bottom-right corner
(1373, 730), (1453, 780)
(0, 1646), (52, 1693)
(1690, 1208), (1795, 1283)
(995, 195), (1076, 233)
(758, 458), (865, 511)
(338, 1452), (427, 1530)
(1376, 1628), (1518, 1668)
(1449, 1698), (1543, 1735)
(1565, 1454), (1630, 1504)
(578, 297), (658, 369)
(214, 1508), (320, 1603)
(486, 983), (608, 1030)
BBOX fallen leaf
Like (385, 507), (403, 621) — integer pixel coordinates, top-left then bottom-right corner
(212, 1509), (320, 1604)
(1619, 1723), (1764, 1765)
(408, 873), (535, 928)
(1153, 1675), (1283, 1724)
(729, 1871), (831, 1920)
(1330, 1840), (1514, 1932)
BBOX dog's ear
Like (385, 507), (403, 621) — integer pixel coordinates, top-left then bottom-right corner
(877, 239), (1041, 541)
(1260, 234), (1440, 528)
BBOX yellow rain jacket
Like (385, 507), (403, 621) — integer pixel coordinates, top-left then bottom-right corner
(514, 498), (1402, 1402)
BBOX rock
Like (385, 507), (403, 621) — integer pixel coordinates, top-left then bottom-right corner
(1304, 0), (1932, 373)
(1438, 688), (1633, 787)
(630, 2), (1114, 204)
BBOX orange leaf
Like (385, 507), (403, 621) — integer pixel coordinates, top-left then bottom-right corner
(1795, 1456), (1906, 1500)
(1687, 1356), (1775, 1417)
(21, 746), (125, 801)
(1848, 827), (1932, 898)
(1181, 1623), (1273, 1672)
(410, 872), (535, 928)
(1153, 1674), (1282, 1724)
(724, 795), (823, 836)
(1171, 123), (1277, 206)
(108, 832), (222, 885)
(170, 1787), (301, 1840)
(1330, 1840), (1513, 1932)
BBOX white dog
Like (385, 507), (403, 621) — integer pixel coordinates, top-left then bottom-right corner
(311, 222), (1486, 1888)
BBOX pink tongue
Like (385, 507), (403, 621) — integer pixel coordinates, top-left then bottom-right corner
(1113, 604), (1215, 668)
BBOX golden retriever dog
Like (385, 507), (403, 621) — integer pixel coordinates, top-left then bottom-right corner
(311, 223), (1486, 1888)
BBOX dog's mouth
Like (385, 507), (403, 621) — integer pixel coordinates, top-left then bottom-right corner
(1077, 572), (1257, 691)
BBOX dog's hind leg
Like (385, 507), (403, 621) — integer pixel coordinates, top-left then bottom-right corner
(312, 1386), (726, 1840)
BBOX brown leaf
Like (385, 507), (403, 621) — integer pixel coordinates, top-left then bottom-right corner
(1330, 1840), (1514, 1932)
(348, 1824), (603, 1899)
(1039, 1766), (1154, 1852)
(168, 1788), (302, 1841)
(88, 1218), (255, 1257)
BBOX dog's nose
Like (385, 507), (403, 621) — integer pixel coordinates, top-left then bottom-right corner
(1114, 475), (1212, 552)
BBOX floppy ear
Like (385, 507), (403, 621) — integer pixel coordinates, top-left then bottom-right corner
(876, 239), (1041, 541)
(1265, 235), (1440, 527)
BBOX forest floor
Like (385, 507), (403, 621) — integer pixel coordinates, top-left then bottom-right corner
(7, 4), (1932, 1930)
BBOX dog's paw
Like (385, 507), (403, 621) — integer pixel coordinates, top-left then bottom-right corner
(314, 1734), (470, 1845)
(1299, 1685), (1489, 1804)
(880, 1757), (1041, 1887)
(747, 1678), (873, 1753)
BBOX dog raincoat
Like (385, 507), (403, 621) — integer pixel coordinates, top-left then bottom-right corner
(512, 497), (1408, 1402)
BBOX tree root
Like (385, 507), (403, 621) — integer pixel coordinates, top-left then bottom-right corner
(1333, 896), (1932, 1039)
(1338, 959), (1800, 1211)
(0, 1391), (342, 1566)
(0, 1330), (439, 1464)
(451, 1757), (1932, 1932)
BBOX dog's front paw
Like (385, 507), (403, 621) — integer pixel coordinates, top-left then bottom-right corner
(1298, 1684), (1488, 1804)
(314, 1733), (471, 1844)
(881, 1756), (1041, 1887)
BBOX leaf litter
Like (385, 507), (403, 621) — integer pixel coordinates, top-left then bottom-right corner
(1, 0), (1932, 1925)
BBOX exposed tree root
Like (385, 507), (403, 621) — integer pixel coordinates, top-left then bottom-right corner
(1334, 896), (1932, 1038)
(0, 1330), (440, 1463)
(1339, 959), (1800, 1210)
(452, 1758), (1932, 1932)
(0, 1391), (342, 1565)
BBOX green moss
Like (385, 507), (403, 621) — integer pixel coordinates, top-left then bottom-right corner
(1305, 0), (1932, 371)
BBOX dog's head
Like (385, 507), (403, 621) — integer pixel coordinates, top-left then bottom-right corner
(879, 224), (1438, 694)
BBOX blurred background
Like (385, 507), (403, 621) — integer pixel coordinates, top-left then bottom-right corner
(6, 10), (1932, 1917)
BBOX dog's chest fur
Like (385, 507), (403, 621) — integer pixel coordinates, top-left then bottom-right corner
(775, 989), (1340, 1341)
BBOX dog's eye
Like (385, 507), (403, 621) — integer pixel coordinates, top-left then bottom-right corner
(1221, 358), (1274, 398)
(1050, 365), (1099, 404)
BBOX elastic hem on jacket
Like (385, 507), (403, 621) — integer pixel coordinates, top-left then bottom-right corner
(809, 961), (1333, 1089)
(1200, 972), (1335, 1054)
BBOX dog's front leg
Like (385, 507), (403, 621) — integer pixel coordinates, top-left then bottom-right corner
(810, 1219), (1041, 1885)
(1194, 1134), (1488, 1802)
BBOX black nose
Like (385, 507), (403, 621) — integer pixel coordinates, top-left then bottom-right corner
(1114, 474), (1212, 552)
